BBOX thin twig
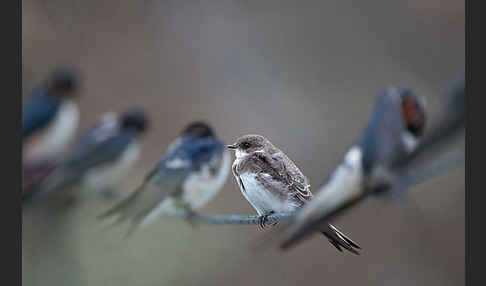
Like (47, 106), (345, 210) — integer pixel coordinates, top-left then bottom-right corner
(163, 211), (295, 225)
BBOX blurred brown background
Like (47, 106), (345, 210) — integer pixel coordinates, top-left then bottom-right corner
(22, 0), (464, 285)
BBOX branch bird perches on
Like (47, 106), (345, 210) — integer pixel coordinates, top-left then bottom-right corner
(162, 211), (294, 225)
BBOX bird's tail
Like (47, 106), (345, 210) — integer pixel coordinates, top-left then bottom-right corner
(22, 160), (57, 201)
(320, 224), (361, 255)
(97, 182), (146, 229)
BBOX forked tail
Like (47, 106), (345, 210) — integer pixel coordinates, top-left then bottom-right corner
(320, 223), (361, 255)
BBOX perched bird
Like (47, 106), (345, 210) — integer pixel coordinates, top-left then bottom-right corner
(280, 87), (427, 250)
(99, 122), (231, 235)
(23, 108), (149, 202)
(22, 69), (80, 161)
(227, 134), (361, 255)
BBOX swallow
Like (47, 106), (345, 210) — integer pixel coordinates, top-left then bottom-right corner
(22, 68), (80, 161)
(98, 122), (231, 235)
(280, 87), (427, 250)
(227, 134), (361, 255)
(23, 108), (149, 202)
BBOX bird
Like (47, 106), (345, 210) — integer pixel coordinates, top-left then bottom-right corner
(22, 68), (80, 161)
(227, 134), (361, 255)
(98, 122), (231, 235)
(23, 107), (149, 202)
(279, 87), (427, 250)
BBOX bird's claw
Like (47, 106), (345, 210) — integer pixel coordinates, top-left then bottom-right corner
(182, 207), (198, 228)
(258, 212), (276, 230)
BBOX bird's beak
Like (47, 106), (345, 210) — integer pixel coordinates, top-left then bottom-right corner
(227, 144), (237, 150)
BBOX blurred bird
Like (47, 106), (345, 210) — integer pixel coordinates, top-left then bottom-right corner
(227, 134), (361, 255)
(22, 69), (80, 161)
(280, 87), (426, 250)
(98, 122), (231, 235)
(23, 108), (149, 202)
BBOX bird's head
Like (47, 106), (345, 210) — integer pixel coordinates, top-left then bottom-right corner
(121, 107), (149, 134)
(182, 121), (215, 138)
(227, 134), (269, 158)
(47, 68), (79, 97)
(359, 87), (427, 174)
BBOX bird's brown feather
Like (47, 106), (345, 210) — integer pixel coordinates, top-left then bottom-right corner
(236, 148), (312, 207)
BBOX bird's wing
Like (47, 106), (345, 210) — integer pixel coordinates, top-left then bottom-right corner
(241, 151), (312, 204)
(22, 91), (60, 137)
(271, 151), (313, 202)
(74, 112), (119, 147)
(98, 137), (225, 235)
(63, 130), (130, 172)
(63, 114), (121, 167)
(98, 160), (192, 236)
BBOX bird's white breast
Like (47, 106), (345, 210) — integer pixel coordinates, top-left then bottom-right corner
(24, 101), (79, 161)
(181, 150), (231, 210)
(237, 171), (298, 215)
(138, 150), (231, 229)
(296, 146), (364, 222)
(402, 131), (419, 153)
(82, 141), (141, 192)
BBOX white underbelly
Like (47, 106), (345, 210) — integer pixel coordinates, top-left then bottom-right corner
(138, 151), (231, 228)
(181, 151), (231, 210)
(82, 142), (140, 192)
(239, 172), (297, 215)
(24, 101), (79, 161)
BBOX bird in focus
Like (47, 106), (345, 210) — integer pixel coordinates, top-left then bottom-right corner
(227, 134), (361, 255)
(99, 122), (231, 236)
(23, 107), (149, 202)
(280, 87), (427, 250)
(22, 68), (80, 161)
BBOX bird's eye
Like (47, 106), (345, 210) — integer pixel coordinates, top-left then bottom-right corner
(242, 142), (251, 149)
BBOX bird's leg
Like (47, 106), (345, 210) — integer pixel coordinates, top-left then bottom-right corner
(258, 211), (276, 230)
(174, 200), (198, 228)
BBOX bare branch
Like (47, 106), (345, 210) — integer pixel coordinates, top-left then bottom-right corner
(162, 210), (294, 225)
